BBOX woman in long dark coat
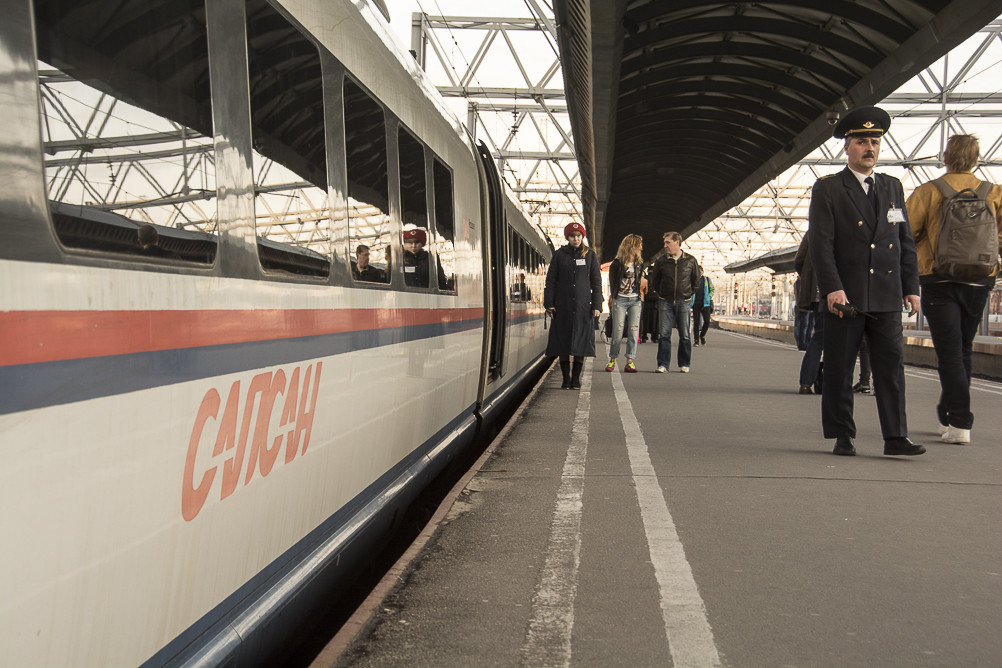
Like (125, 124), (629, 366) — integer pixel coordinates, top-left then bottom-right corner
(544, 222), (603, 389)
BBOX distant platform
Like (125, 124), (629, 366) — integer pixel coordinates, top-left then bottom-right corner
(717, 315), (1002, 380)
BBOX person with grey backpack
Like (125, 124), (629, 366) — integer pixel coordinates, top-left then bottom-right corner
(906, 134), (1002, 445)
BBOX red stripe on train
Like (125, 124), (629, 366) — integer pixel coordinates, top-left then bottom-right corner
(0, 308), (483, 366)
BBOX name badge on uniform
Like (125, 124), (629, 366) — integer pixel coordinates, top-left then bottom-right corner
(405, 266), (416, 273)
(887, 207), (905, 223)
(576, 258), (586, 266)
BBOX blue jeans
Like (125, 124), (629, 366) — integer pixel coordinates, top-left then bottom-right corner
(794, 308), (815, 350)
(609, 296), (642, 360)
(657, 300), (692, 369)
(922, 281), (990, 429)
(798, 303), (824, 387)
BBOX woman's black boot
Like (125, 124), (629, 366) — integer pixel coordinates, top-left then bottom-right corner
(560, 360), (572, 389)
(570, 359), (583, 389)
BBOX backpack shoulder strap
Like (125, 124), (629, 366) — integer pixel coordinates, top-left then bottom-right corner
(931, 176), (959, 199)
(974, 181), (992, 199)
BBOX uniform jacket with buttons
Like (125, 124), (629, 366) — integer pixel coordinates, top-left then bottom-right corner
(808, 168), (920, 312)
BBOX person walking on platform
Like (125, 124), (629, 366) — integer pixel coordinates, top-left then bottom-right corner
(808, 105), (925, 457)
(793, 274), (815, 351)
(545, 222), (603, 389)
(640, 265), (659, 342)
(605, 234), (646, 373)
(650, 231), (700, 373)
(692, 265), (714, 346)
(906, 134), (1002, 445)
(795, 236), (824, 394)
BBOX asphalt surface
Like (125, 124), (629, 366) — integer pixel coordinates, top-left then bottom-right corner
(329, 327), (1002, 667)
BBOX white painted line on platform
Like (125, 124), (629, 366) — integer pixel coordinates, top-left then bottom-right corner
(611, 370), (722, 668)
(720, 329), (796, 348)
(520, 359), (592, 667)
(906, 368), (1002, 395)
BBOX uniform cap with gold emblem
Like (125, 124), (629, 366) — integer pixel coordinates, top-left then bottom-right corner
(832, 105), (891, 139)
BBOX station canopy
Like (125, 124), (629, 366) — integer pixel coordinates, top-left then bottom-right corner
(553, 0), (1002, 261)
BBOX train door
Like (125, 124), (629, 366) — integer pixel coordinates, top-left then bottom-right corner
(475, 141), (507, 385)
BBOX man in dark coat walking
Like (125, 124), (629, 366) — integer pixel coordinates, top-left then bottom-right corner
(544, 222), (603, 388)
(808, 105), (925, 457)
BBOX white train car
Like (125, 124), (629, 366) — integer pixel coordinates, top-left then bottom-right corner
(0, 0), (552, 665)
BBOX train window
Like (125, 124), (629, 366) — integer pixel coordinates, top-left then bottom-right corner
(247, 0), (330, 278)
(398, 128), (430, 289)
(432, 158), (456, 292)
(344, 79), (391, 284)
(32, 0), (217, 263)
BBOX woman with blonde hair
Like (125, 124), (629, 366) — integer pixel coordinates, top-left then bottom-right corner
(605, 234), (646, 372)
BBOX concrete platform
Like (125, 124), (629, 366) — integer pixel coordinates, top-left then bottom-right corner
(326, 328), (1002, 667)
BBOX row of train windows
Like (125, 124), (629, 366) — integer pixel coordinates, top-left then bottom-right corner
(32, 0), (455, 291)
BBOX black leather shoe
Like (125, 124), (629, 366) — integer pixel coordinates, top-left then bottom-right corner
(833, 436), (856, 456)
(853, 382), (873, 394)
(799, 385), (813, 395)
(884, 437), (926, 456)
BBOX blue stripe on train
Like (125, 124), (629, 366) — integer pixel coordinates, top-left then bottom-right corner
(0, 317), (483, 415)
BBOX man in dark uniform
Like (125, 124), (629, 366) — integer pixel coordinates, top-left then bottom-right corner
(808, 105), (925, 457)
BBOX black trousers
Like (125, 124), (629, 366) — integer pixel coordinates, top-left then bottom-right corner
(692, 305), (711, 340)
(921, 281), (990, 429)
(640, 300), (659, 340)
(821, 310), (907, 440)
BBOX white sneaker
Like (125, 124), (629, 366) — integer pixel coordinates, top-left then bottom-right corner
(941, 426), (971, 444)
(655, 366), (667, 373)
(679, 366), (690, 373)
(938, 422), (949, 436)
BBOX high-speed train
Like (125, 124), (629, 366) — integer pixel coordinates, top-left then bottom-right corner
(0, 0), (553, 665)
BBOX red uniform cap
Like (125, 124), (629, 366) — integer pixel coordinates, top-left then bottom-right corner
(563, 222), (586, 238)
(403, 228), (427, 244)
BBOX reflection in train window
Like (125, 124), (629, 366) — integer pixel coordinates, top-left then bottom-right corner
(247, 0), (330, 278)
(344, 79), (391, 283)
(398, 128), (430, 289)
(432, 159), (456, 292)
(32, 0), (217, 263)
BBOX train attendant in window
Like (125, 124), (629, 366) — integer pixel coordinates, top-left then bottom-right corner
(544, 222), (603, 389)
(403, 228), (431, 287)
(403, 228), (448, 289)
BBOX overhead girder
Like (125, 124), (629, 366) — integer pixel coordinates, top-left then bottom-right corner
(618, 80), (819, 124)
(618, 42), (860, 90)
(624, 18), (884, 71)
(553, 0), (1002, 261)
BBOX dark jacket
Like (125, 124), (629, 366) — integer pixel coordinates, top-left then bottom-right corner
(793, 236), (818, 308)
(403, 249), (430, 288)
(608, 258), (643, 298)
(404, 249), (449, 289)
(808, 168), (920, 312)
(651, 250), (700, 302)
(352, 262), (387, 283)
(544, 245), (603, 357)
